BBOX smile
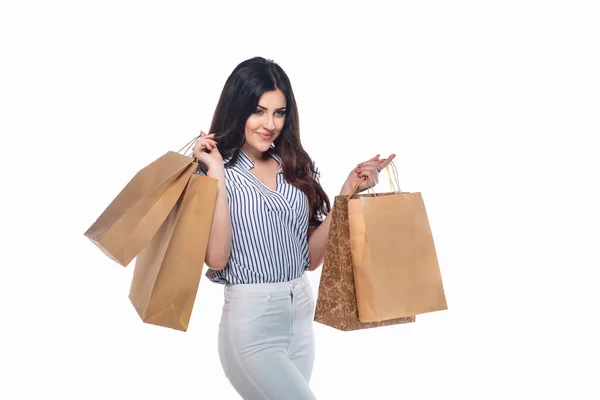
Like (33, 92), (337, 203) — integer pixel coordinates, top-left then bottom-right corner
(258, 133), (273, 140)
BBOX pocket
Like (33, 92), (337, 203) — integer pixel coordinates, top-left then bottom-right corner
(300, 284), (316, 318)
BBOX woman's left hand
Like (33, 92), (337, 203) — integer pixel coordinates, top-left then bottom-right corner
(341, 153), (396, 195)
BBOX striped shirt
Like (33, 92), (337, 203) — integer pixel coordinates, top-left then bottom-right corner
(195, 149), (323, 284)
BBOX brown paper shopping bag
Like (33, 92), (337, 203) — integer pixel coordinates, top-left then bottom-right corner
(84, 145), (198, 267)
(348, 162), (448, 322)
(314, 195), (416, 331)
(129, 172), (218, 331)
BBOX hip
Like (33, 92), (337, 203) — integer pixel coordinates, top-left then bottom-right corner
(219, 274), (315, 334)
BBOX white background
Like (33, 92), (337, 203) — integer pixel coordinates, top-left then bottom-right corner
(1, 1), (599, 399)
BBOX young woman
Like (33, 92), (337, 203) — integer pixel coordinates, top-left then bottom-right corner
(193, 57), (395, 400)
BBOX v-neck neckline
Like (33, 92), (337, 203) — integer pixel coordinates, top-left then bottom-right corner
(248, 160), (279, 192)
(239, 149), (282, 193)
(233, 151), (294, 213)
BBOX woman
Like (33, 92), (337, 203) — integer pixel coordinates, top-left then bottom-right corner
(193, 57), (395, 399)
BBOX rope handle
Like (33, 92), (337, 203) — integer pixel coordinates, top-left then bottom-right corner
(177, 131), (213, 159)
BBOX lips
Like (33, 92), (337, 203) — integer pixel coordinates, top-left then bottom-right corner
(258, 133), (273, 140)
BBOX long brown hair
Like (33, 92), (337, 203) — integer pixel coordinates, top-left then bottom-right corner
(208, 57), (330, 226)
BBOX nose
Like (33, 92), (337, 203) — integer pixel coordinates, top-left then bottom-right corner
(263, 114), (275, 131)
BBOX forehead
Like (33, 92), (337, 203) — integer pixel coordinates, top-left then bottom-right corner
(258, 89), (286, 108)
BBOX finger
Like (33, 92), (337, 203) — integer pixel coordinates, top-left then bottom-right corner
(359, 172), (377, 189)
(358, 169), (377, 180)
(358, 162), (380, 172)
(359, 155), (380, 166)
(378, 154), (396, 169)
(357, 166), (375, 175)
(363, 167), (379, 177)
(358, 160), (380, 168)
(197, 137), (217, 148)
(195, 138), (207, 148)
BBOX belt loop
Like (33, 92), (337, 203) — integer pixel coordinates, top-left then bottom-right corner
(268, 282), (274, 299)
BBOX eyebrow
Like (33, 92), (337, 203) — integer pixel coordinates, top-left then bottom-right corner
(257, 105), (286, 111)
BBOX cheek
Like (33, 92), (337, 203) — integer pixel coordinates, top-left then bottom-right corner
(245, 116), (261, 134)
(276, 117), (285, 131)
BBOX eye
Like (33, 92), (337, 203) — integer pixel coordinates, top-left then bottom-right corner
(275, 110), (286, 117)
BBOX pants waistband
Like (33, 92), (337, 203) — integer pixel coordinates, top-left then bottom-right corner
(225, 273), (309, 296)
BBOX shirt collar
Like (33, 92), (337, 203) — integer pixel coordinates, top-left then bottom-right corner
(229, 149), (283, 174)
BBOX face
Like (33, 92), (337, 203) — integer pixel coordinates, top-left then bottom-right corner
(243, 89), (286, 157)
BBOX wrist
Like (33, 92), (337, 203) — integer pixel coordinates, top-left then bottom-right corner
(339, 183), (353, 196)
(207, 169), (225, 180)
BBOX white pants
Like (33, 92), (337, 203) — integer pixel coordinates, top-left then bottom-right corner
(218, 273), (317, 400)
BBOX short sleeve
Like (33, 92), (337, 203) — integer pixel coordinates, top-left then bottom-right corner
(312, 162), (321, 183)
(308, 162), (326, 228)
(195, 163), (207, 176)
(309, 209), (326, 228)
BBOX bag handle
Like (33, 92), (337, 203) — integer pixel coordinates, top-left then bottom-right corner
(177, 133), (208, 159)
(347, 159), (401, 198)
(385, 161), (401, 193)
(178, 134), (200, 156)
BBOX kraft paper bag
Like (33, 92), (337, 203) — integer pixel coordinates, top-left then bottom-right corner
(129, 172), (218, 331)
(84, 151), (196, 267)
(348, 163), (448, 322)
(314, 195), (416, 331)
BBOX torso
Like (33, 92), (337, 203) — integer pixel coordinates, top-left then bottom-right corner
(198, 149), (315, 285)
(248, 158), (280, 191)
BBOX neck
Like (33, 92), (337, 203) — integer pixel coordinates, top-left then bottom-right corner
(242, 144), (270, 164)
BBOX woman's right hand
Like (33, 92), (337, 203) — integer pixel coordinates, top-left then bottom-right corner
(193, 131), (224, 174)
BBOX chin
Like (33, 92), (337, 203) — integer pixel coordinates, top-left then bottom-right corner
(247, 140), (271, 153)
(256, 135), (276, 150)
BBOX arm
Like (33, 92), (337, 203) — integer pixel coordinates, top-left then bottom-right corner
(204, 170), (232, 270)
(306, 183), (353, 271)
(306, 153), (396, 271)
